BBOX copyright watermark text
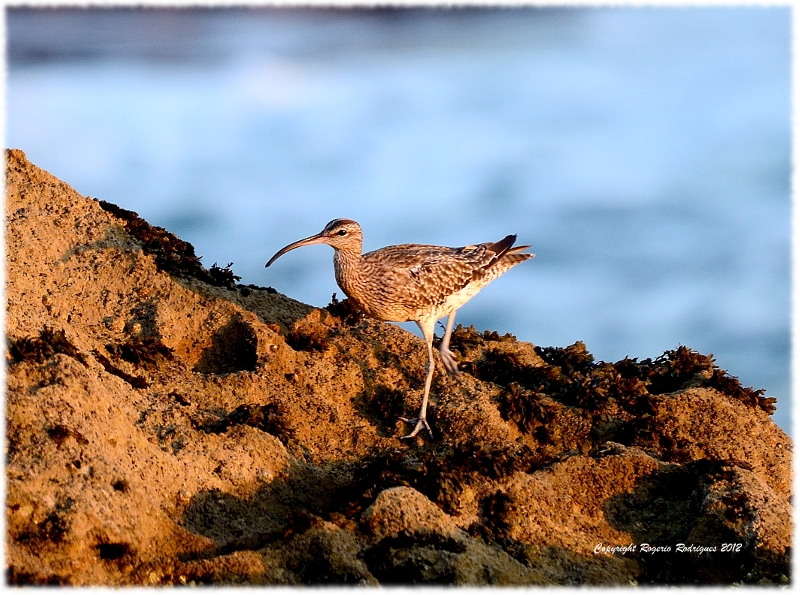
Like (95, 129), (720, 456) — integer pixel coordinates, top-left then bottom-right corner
(594, 542), (743, 555)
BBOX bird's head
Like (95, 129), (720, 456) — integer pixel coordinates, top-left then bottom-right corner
(266, 219), (363, 267)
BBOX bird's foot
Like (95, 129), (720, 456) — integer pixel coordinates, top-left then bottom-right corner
(439, 347), (461, 377)
(399, 416), (433, 439)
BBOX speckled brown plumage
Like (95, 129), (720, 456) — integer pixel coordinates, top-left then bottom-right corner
(266, 218), (534, 439)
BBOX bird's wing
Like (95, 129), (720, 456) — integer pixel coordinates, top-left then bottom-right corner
(363, 236), (521, 309)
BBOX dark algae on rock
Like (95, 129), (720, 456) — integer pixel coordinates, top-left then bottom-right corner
(5, 149), (791, 585)
(482, 341), (777, 456)
(7, 326), (88, 366)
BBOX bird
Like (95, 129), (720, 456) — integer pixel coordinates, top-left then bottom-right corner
(265, 219), (533, 439)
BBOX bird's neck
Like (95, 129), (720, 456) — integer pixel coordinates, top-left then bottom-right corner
(333, 248), (364, 302)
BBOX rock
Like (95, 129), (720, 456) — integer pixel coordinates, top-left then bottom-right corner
(362, 486), (458, 539)
(360, 487), (546, 585)
(5, 149), (791, 585)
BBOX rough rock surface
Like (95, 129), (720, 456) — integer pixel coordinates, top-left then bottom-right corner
(4, 149), (792, 585)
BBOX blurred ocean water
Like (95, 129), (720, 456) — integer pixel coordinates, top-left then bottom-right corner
(7, 7), (791, 432)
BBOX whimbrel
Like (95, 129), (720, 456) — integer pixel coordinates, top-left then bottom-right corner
(265, 219), (533, 439)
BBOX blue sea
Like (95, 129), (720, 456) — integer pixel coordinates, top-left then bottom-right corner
(7, 7), (791, 433)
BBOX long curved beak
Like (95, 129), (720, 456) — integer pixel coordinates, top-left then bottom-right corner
(265, 233), (328, 267)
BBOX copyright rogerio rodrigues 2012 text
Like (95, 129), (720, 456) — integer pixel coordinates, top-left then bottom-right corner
(594, 543), (743, 556)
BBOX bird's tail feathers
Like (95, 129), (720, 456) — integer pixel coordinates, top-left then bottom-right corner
(488, 236), (533, 259)
(504, 251), (534, 264)
(487, 234), (518, 257)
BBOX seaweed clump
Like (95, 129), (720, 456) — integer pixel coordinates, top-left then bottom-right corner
(105, 337), (174, 370)
(208, 262), (242, 289)
(282, 294), (370, 351)
(192, 403), (295, 444)
(360, 384), (409, 432)
(347, 440), (546, 517)
(707, 369), (774, 413)
(92, 350), (149, 389)
(485, 342), (775, 442)
(443, 325), (516, 360)
(325, 294), (365, 326)
(97, 200), (240, 289)
(238, 283), (277, 297)
(467, 489), (523, 561)
(286, 327), (329, 353)
(476, 342), (632, 413)
(625, 346), (775, 414)
(7, 327), (87, 366)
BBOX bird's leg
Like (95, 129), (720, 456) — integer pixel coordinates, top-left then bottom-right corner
(401, 323), (435, 439)
(438, 311), (460, 377)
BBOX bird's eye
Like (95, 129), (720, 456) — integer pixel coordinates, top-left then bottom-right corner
(337, 229), (347, 236)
